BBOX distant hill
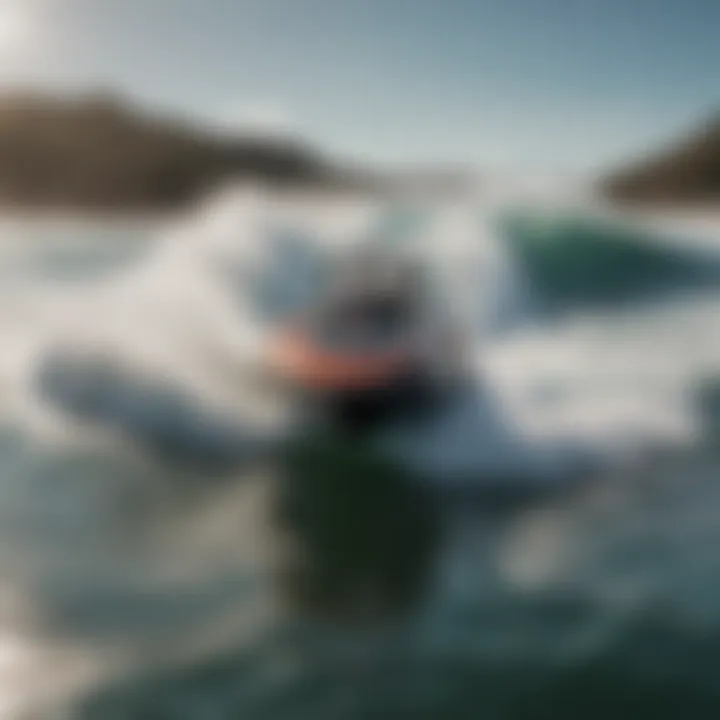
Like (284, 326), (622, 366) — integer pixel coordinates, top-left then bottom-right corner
(603, 116), (720, 205)
(0, 93), (349, 210)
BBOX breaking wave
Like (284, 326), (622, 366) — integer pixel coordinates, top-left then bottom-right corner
(499, 209), (720, 310)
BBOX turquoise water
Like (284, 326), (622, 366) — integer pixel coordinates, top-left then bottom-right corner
(3, 196), (720, 718)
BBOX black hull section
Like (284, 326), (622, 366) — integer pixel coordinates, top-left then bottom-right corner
(307, 369), (447, 432)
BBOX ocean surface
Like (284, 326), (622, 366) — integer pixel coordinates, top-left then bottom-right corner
(2, 188), (720, 718)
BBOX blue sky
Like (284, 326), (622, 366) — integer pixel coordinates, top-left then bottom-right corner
(5, 0), (720, 173)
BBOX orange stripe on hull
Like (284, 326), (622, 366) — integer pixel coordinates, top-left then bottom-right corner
(270, 329), (411, 392)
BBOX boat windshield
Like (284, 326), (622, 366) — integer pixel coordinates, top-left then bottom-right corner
(312, 290), (416, 351)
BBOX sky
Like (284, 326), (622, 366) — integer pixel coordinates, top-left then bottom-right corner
(1, 0), (719, 175)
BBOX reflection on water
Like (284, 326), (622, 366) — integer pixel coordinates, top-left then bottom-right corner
(271, 434), (441, 620)
(59, 433), (445, 720)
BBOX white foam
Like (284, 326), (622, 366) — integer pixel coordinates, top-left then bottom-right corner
(0, 185), (716, 483)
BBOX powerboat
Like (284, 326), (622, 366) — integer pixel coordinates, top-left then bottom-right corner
(265, 247), (468, 428)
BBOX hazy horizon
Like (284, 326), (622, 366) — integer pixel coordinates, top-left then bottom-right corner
(1, 0), (718, 176)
